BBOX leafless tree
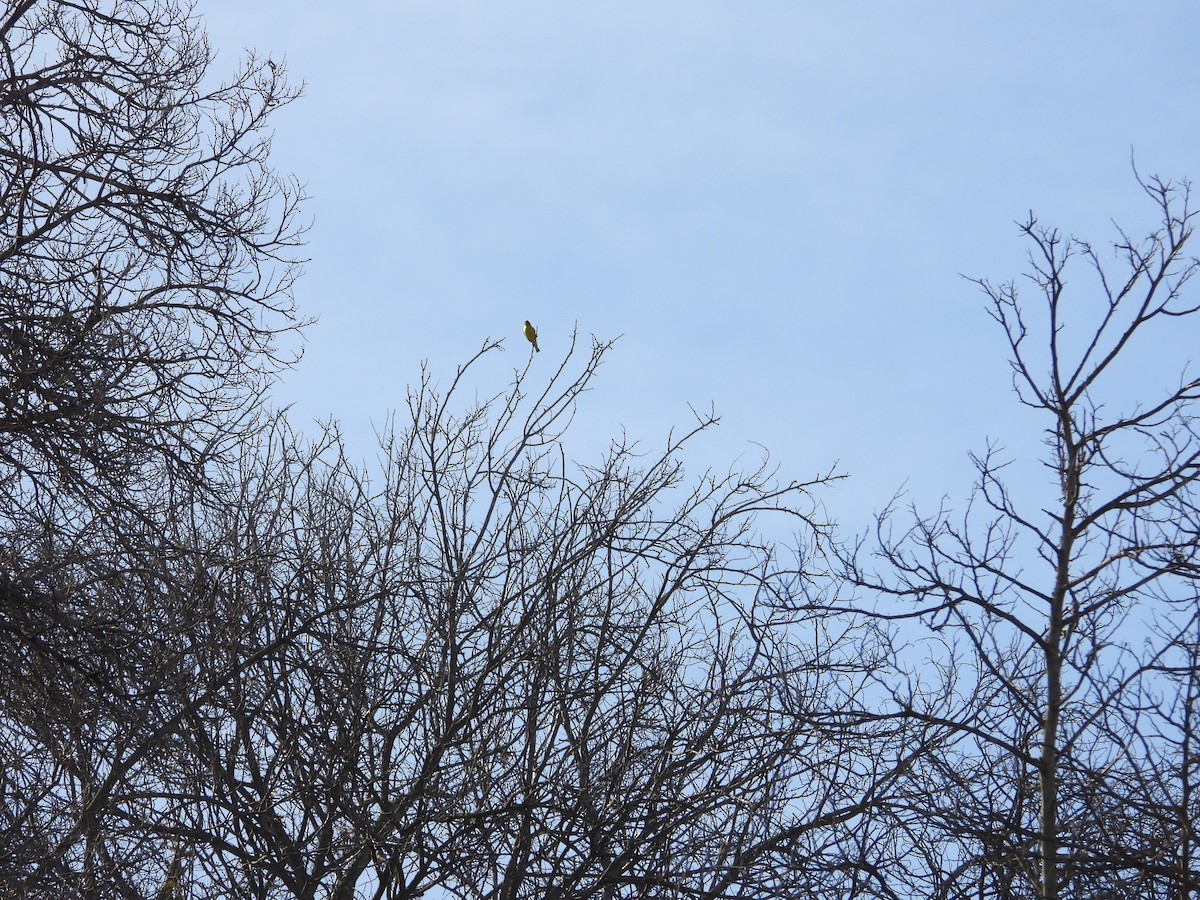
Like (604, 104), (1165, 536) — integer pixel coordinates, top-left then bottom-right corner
(826, 170), (1200, 899)
(131, 337), (926, 899)
(0, 1), (304, 893)
(0, 0), (305, 508)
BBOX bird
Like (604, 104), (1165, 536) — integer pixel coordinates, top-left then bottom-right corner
(524, 320), (539, 352)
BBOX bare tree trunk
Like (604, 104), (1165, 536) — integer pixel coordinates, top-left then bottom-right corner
(1040, 534), (1069, 900)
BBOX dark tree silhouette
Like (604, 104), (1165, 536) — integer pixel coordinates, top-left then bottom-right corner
(824, 171), (1200, 900)
(141, 338), (917, 899)
(0, 0), (305, 506)
(0, 2), (304, 894)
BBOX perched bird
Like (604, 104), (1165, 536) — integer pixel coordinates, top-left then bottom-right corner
(524, 320), (539, 352)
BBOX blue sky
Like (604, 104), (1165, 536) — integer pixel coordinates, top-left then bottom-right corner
(199, 1), (1200, 536)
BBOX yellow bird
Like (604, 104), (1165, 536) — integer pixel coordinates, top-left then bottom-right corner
(523, 320), (539, 352)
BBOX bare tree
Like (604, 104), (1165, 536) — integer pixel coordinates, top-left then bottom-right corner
(60, 335), (923, 900)
(0, 1), (304, 893)
(0, 0), (305, 508)
(828, 170), (1200, 899)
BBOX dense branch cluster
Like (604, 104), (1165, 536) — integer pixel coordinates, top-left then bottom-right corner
(0, 0), (305, 508)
